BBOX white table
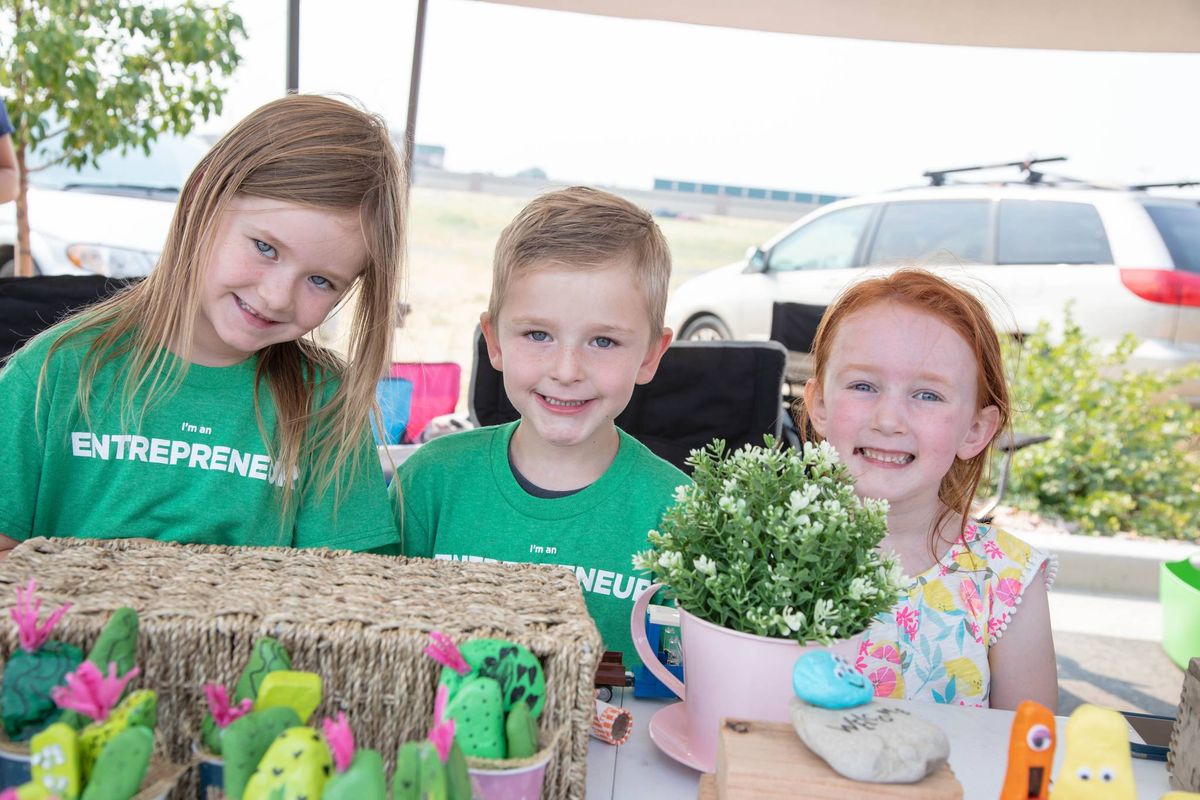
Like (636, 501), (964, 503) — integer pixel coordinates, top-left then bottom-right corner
(586, 690), (1173, 799)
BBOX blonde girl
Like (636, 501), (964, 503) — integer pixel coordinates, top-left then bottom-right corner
(799, 269), (1057, 710)
(0, 94), (404, 553)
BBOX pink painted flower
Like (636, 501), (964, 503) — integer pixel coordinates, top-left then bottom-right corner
(51, 661), (139, 723)
(963, 521), (980, 542)
(894, 606), (920, 639)
(424, 631), (471, 676)
(937, 562), (950, 577)
(868, 667), (896, 698)
(995, 578), (1022, 607)
(204, 683), (253, 729)
(984, 540), (1003, 560)
(323, 712), (355, 774)
(959, 580), (983, 617)
(428, 684), (456, 764)
(10, 579), (71, 653)
(968, 620), (983, 643)
(988, 616), (1006, 637)
(869, 642), (901, 665)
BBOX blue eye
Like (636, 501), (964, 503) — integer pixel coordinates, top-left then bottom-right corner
(253, 239), (277, 258)
(593, 336), (615, 349)
(309, 275), (334, 290)
(916, 390), (942, 402)
(527, 331), (549, 343)
(849, 382), (874, 392)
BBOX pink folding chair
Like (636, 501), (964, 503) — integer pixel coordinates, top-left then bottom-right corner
(388, 362), (462, 443)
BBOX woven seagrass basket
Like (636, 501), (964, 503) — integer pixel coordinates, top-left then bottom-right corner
(0, 537), (603, 800)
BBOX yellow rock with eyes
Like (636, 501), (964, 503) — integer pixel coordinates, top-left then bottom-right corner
(1050, 704), (1135, 800)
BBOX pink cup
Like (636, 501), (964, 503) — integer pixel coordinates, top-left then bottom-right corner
(631, 583), (858, 772)
(467, 749), (553, 800)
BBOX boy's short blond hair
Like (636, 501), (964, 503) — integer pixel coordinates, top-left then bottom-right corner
(489, 187), (672, 336)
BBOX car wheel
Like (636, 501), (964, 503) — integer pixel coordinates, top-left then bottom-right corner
(680, 314), (732, 341)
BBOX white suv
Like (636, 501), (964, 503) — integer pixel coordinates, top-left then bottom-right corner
(666, 182), (1200, 396)
(0, 136), (207, 277)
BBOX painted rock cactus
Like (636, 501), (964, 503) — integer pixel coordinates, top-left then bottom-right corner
(438, 638), (545, 719)
(221, 706), (302, 800)
(30, 721), (80, 800)
(2, 581), (79, 741)
(79, 724), (153, 800)
(77, 690), (156, 779)
(2, 641), (83, 741)
(443, 677), (505, 759)
(252, 670), (322, 724)
(234, 637), (292, 704)
(242, 726), (333, 800)
(59, 609), (140, 732)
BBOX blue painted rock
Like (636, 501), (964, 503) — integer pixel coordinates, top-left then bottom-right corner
(792, 651), (873, 710)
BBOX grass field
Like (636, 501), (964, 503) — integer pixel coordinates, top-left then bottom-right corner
(393, 186), (784, 403)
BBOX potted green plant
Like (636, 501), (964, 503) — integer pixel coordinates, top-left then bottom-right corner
(630, 437), (905, 771)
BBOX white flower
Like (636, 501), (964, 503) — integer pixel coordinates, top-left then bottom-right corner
(782, 607), (806, 631)
(657, 551), (683, 571)
(847, 576), (877, 600)
(693, 555), (717, 576)
(673, 484), (689, 503)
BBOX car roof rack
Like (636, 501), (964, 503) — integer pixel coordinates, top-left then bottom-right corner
(923, 157), (1067, 187)
(1130, 180), (1200, 191)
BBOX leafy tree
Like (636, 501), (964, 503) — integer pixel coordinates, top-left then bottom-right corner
(1, 0), (245, 276)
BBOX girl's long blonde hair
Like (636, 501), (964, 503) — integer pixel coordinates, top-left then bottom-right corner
(795, 269), (1010, 550)
(43, 94), (405, 524)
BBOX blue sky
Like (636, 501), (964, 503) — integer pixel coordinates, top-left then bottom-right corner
(215, 0), (1200, 197)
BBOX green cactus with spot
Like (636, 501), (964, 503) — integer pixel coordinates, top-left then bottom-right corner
(391, 741), (421, 800)
(443, 676), (505, 759)
(438, 639), (545, 719)
(390, 740), (469, 800)
(77, 690), (156, 781)
(242, 726), (333, 800)
(2, 641), (84, 741)
(221, 706), (302, 800)
(59, 609), (140, 732)
(30, 721), (81, 800)
(79, 724), (153, 800)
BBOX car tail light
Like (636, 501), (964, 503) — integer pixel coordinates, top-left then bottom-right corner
(1119, 269), (1200, 307)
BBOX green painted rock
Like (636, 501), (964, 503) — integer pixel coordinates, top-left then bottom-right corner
(2, 641), (84, 741)
(444, 676), (505, 759)
(505, 702), (539, 759)
(242, 726), (333, 800)
(417, 743), (447, 800)
(439, 639), (545, 719)
(391, 742), (421, 800)
(319, 749), (385, 800)
(221, 706), (302, 800)
(78, 690), (156, 780)
(79, 724), (153, 800)
(59, 609), (140, 732)
(445, 740), (471, 800)
(30, 721), (80, 800)
(252, 671), (322, 724)
(234, 638), (292, 704)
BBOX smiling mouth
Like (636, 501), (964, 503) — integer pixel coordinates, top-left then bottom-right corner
(539, 394), (589, 408)
(235, 295), (279, 325)
(856, 447), (915, 465)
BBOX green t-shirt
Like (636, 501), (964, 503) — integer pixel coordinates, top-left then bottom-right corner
(0, 323), (397, 551)
(393, 421), (689, 666)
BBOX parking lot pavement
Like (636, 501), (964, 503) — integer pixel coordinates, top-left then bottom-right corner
(1049, 589), (1184, 715)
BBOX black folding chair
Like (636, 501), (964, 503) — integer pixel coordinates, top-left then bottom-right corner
(468, 326), (789, 474)
(0, 276), (140, 361)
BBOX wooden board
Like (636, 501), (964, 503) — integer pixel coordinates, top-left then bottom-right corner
(1169, 657), (1200, 791)
(715, 718), (963, 799)
(698, 773), (717, 800)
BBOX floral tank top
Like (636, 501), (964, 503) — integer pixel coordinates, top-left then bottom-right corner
(854, 522), (1055, 707)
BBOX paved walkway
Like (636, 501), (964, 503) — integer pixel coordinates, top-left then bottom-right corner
(1050, 589), (1184, 716)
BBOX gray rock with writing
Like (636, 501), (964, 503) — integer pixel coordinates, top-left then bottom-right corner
(789, 697), (949, 783)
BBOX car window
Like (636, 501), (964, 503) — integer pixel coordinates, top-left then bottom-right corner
(868, 200), (990, 265)
(1143, 204), (1200, 273)
(997, 200), (1112, 265)
(767, 206), (873, 272)
(31, 136), (209, 197)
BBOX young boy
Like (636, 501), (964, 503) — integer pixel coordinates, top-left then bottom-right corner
(393, 186), (688, 665)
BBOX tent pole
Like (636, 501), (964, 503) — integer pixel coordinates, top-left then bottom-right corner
(403, 0), (429, 197)
(286, 0), (300, 92)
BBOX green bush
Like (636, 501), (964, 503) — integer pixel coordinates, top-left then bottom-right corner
(997, 312), (1200, 540)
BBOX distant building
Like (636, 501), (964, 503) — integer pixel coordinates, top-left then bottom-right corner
(653, 178), (842, 206)
(414, 144), (445, 169)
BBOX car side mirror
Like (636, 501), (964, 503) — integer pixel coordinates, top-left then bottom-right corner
(745, 246), (767, 273)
